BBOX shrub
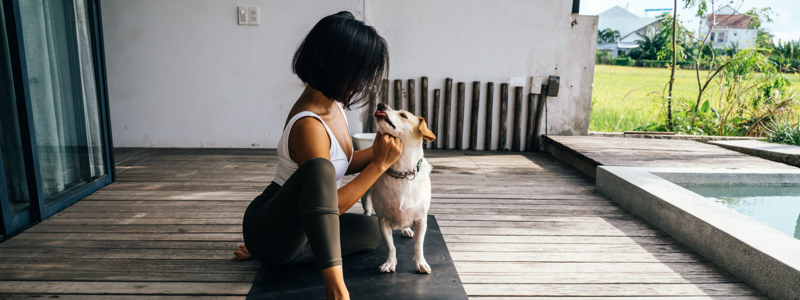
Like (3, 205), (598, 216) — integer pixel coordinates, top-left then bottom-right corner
(596, 50), (613, 65)
(765, 120), (800, 146)
(613, 57), (635, 66)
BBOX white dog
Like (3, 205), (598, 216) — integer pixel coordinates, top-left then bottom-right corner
(362, 102), (436, 274)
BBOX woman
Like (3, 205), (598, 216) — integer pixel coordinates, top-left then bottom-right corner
(233, 11), (401, 300)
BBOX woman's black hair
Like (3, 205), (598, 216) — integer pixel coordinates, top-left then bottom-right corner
(292, 11), (389, 109)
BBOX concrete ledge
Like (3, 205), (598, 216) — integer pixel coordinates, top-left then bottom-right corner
(596, 167), (800, 300)
(709, 140), (800, 168)
(542, 135), (600, 178)
(590, 131), (761, 143)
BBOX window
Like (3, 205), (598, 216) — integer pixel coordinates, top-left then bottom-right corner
(717, 32), (725, 43)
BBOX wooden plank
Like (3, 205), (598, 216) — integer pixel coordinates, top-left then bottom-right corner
(393, 79), (402, 109)
(471, 297), (766, 300)
(450, 252), (705, 263)
(0, 281), (253, 295)
(452, 261), (730, 274)
(443, 78), (453, 149)
(407, 79), (416, 115)
(446, 243), (693, 253)
(499, 83), (509, 151)
(421, 77), (429, 148)
(525, 93), (536, 151)
(512, 86), (523, 151)
(443, 235), (678, 245)
(456, 82), (466, 150)
(380, 79), (389, 104)
(484, 82), (494, 151)
(458, 273), (740, 284)
(469, 81), (480, 150)
(0, 269), (257, 282)
(462, 283), (761, 297)
(532, 88), (547, 150)
(432, 89), (441, 149)
(367, 86), (376, 132)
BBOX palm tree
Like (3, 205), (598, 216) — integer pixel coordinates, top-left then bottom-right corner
(775, 39), (799, 60)
(598, 28), (621, 44)
(634, 26), (665, 60)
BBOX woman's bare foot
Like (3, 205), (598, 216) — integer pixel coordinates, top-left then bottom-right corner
(233, 244), (253, 261)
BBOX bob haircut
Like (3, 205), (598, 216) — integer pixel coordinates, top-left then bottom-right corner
(292, 11), (389, 109)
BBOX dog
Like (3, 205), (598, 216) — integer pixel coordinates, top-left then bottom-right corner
(362, 102), (436, 274)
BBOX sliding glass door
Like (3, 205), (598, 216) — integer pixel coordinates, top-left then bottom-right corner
(0, 0), (113, 239)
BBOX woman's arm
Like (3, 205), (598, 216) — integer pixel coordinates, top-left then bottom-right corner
(289, 121), (402, 215)
(345, 147), (373, 175)
(336, 132), (401, 214)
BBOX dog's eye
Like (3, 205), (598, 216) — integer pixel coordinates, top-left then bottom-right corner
(399, 113), (407, 119)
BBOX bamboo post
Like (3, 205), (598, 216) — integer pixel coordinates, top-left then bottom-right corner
(469, 81), (480, 150)
(443, 78), (452, 150)
(532, 84), (548, 151)
(456, 82), (465, 150)
(499, 83), (508, 151)
(393, 79), (402, 109)
(421, 77), (429, 148)
(484, 82), (494, 151)
(407, 79), (416, 115)
(525, 93), (537, 151)
(380, 79), (389, 104)
(366, 92), (375, 133)
(512, 86), (523, 151)
(432, 88), (441, 149)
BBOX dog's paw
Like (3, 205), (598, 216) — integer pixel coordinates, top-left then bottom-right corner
(401, 228), (414, 238)
(379, 261), (397, 273)
(415, 259), (431, 274)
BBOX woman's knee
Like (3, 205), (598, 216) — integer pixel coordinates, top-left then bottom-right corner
(298, 157), (336, 182)
(296, 157), (339, 212)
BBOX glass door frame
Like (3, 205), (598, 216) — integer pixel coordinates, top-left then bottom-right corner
(1, 0), (115, 239)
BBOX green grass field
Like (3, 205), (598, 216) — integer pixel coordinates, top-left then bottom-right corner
(590, 65), (800, 132)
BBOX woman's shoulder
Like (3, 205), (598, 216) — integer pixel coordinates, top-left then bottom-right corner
(287, 116), (331, 163)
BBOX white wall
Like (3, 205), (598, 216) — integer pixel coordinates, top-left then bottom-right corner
(102, 0), (597, 149)
(366, 0), (598, 150)
(101, 0), (363, 148)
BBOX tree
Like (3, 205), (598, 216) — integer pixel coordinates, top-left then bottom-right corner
(667, 0), (678, 130)
(756, 29), (775, 49)
(597, 28), (621, 44)
(682, 0), (773, 113)
(634, 26), (668, 60)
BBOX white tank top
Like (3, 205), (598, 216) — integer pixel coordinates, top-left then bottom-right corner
(273, 103), (352, 189)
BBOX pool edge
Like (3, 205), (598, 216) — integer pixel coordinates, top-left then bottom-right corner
(596, 166), (800, 300)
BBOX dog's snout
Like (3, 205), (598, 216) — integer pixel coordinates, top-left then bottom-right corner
(377, 102), (388, 111)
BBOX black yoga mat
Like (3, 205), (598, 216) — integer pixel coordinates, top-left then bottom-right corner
(246, 215), (467, 300)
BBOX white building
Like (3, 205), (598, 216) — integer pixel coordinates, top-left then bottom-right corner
(596, 4), (660, 57)
(698, 5), (757, 49)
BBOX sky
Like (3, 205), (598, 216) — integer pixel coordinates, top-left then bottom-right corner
(581, 0), (799, 42)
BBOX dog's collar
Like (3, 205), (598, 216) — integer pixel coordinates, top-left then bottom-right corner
(385, 158), (423, 181)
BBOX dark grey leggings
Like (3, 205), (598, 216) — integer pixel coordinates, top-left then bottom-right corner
(242, 157), (382, 270)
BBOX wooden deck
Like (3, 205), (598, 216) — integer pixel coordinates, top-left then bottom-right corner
(0, 148), (765, 299)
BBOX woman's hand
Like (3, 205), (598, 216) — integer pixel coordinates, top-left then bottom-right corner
(370, 131), (403, 170)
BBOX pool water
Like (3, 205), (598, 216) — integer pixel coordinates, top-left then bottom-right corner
(682, 185), (800, 240)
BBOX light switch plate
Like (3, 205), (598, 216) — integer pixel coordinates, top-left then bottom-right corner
(530, 76), (543, 94)
(248, 7), (260, 25)
(510, 77), (525, 87)
(237, 6), (249, 25)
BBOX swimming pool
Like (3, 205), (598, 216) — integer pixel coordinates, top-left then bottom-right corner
(683, 185), (800, 240)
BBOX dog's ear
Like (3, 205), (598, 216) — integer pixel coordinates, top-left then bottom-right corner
(418, 117), (436, 142)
